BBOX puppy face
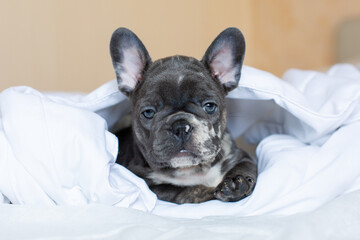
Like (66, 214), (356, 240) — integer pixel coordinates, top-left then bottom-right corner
(131, 56), (226, 170)
(110, 28), (245, 171)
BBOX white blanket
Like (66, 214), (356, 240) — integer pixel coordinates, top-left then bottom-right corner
(1, 64), (360, 219)
(1, 190), (360, 239)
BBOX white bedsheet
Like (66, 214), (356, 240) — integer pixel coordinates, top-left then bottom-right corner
(1, 64), (360, 221)
(1, 190), (360, 240)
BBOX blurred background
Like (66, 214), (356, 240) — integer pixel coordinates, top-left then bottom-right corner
(1, 0), (360, 92)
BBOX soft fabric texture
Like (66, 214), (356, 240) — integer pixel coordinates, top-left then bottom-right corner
(1, 64), (360, 220)
(1, 190), (360, 240)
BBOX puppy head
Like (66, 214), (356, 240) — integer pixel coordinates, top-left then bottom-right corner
(110, 28), (245, 170)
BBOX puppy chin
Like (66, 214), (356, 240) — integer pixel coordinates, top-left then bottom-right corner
(170, 151), (199, 168)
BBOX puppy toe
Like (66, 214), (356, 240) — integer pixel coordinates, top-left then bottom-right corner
(235, 175), (249, 193)
(215, 175), (254, 202)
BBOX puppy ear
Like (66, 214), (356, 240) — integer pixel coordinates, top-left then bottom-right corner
(202, 28), (246, 93)
(110, 28), (152, 96)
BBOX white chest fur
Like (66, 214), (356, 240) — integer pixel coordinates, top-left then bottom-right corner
(148, 162), (225, 188)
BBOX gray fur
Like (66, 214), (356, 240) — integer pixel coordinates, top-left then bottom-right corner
(112, 27), (257, 203)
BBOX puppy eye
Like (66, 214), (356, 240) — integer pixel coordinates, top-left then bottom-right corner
(142, 109), (156, 119)
(203, 102), (217, 114)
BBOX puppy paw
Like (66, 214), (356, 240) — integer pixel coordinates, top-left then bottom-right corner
(214, 175), (255, 202)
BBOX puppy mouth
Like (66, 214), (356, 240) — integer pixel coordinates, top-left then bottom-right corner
(176, 149), (195, 158)
(170, 149), (199, 168)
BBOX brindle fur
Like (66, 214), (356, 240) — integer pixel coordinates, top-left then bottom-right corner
(116, 127), (257, 203)
(111, 28), (257, 204)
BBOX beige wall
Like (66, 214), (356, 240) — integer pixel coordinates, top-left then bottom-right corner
(1, 0), (360, 92)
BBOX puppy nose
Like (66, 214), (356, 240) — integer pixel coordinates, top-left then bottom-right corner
(171, 120), (193, 143)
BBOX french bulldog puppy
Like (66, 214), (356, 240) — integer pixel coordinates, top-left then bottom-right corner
(111, 27), (257, 204)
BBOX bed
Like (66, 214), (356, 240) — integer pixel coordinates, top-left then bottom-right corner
(1, 64), (360, 239)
